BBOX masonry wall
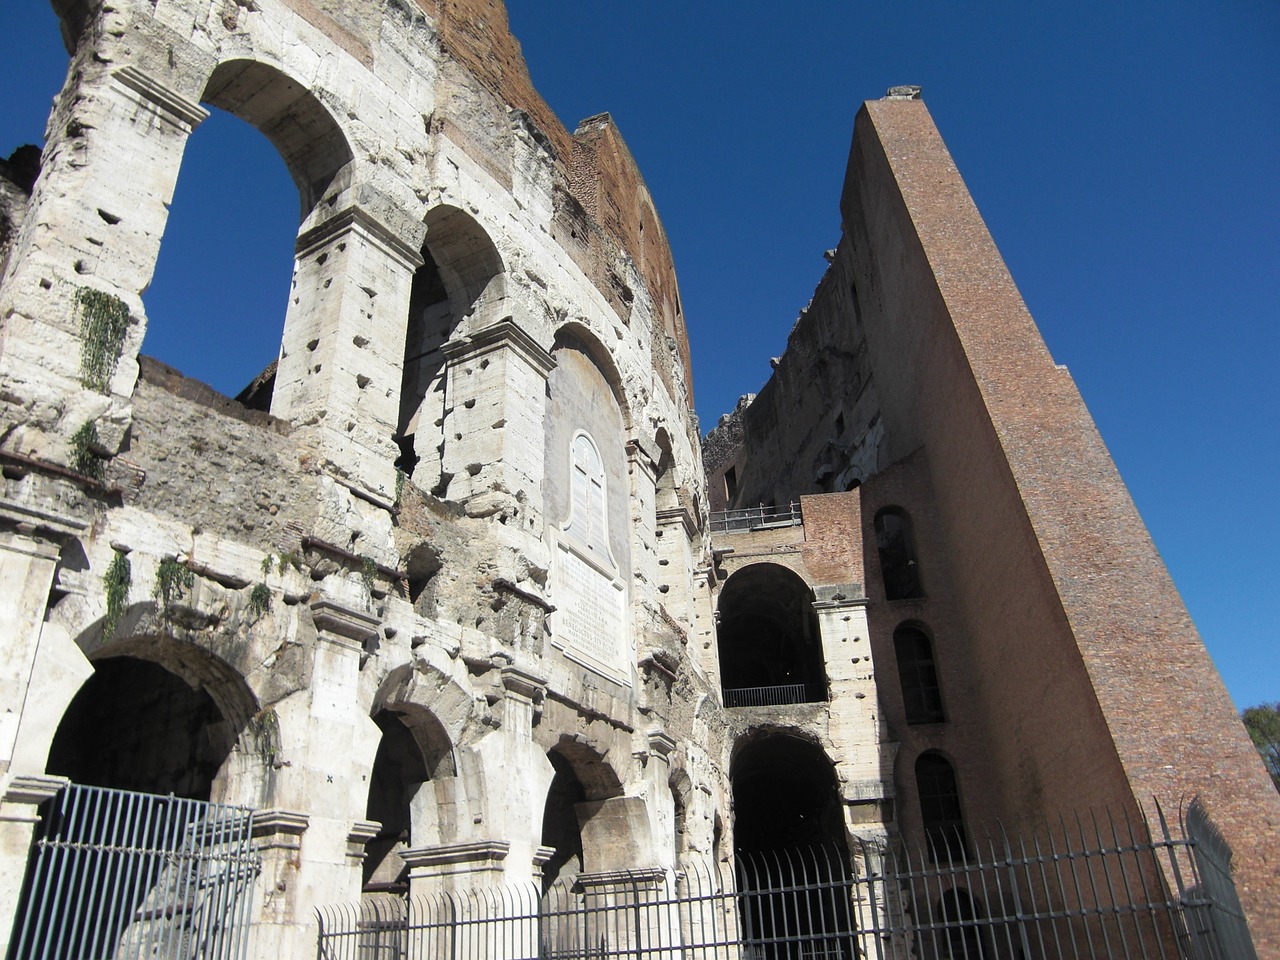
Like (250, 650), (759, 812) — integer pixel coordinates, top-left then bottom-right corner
(706, 95), (1280, 948)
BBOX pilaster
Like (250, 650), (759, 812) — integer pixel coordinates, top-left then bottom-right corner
(440, 318), (555, 519)
(273, 205), (426, 501)
(0, 774), (67, 959)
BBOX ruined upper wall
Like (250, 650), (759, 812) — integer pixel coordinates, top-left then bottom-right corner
(423, 0), (692, 403)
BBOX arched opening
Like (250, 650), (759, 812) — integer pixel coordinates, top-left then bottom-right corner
(654, 428), (679, 513)
(716, 564), (825, 707)
(362, 708), (438, 894)
(936, 888), (987, 959)
(142, 59), (353, 408)
(14, 651), (257, 959)
(396, 205), (504, 482)
(46, 655), (237, 800)
(916, 752), (967, 862)
(669, 769), (693, 864)
(540, 750), (588, 892)
(875, 507), (923, 600)
(538, 739), (626, 891)
(731, 733), (854, 958)
(893, 623), (945, 725)
(731, 733), (846, 855)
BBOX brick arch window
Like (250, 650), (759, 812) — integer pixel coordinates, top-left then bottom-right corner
(916, 751), (967, 862)
(894, 623), (945, 724)
(875, 507), (923, 600)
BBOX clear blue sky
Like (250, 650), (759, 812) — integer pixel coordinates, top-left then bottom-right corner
(2, 2), (1276, 709)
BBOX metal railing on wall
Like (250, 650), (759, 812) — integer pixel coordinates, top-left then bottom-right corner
(316, 801), (1256, 960)
(7, 783), (260, 960)
(722, 684), (825, 708)
(709, 503), (803, 534)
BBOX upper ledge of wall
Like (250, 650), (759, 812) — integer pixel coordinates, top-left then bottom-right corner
(424, 1), (692, 401)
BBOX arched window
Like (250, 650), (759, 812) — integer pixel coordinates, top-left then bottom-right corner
(875, 507), (923, 600)
(916, 752), (967, 862)
(567, 432), (611, 559)
(894, 624), (945, 724)
(716, 563), (826, 706)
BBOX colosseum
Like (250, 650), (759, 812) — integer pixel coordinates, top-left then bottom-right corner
(0, 1), (1275, 958)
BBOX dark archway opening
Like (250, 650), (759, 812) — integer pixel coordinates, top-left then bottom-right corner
(875, 507), (923, 601)
(396, 205), (504, 486)
(362, 709), (432, 893)
(916, 752), (968, 862)
(894, 622), (946, 725)
(14, 656), (243, 960)
(540, 750), (587, 893)
(732, 734), (854, 958)
(47, 655), (232, 800)
(395, 247), (452, 478)
(937, 888), (988, 959)
(717, 564), (825, 707)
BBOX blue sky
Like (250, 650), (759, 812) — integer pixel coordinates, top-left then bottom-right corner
(2, 2), (1276, 709)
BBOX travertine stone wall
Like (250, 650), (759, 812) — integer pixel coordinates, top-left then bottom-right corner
(0, 1), (719, 955)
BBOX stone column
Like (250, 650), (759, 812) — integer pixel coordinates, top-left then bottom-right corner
(472, 666), (555, 885)
(439, 319), (555, 520)
(655, 507), (698, 634)
(626, 439), (660, 611)
(0, 774), (67, 958)
(254, 598), (382, 957)
(0, 63), (207, 454)
(272, 206), (426, 504)
(812, 585), (895, 833)
(643, 731), (678, 869)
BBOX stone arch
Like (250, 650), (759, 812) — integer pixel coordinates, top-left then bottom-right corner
(202, 58), (355, 221)
(653, 426), (679, 513)
(716, 562), (826, 705)
(729, 728), (846, 854)
(668, 766), (695, 862)
(396, 204), (506, 477)
(361, 663), (477, 891)
(539, 737), (627, 890)
(50, 623), (262, 803)
(552, 322), (632, 431)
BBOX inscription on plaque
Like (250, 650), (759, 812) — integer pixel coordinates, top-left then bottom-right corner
(554, 541), (626, 681)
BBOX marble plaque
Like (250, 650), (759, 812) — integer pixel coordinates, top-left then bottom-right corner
(553, 540), (627, 683)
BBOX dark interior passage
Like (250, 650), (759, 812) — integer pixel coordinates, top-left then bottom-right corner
(540, 750), (587, 892)
(717, 564), (826, 704)
(46, 656), (231, 800)
(363, 709), (432, 892)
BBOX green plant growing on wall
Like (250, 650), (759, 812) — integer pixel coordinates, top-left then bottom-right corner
(154, 556), (194, 611)
(360, 555), (378, 592)
(247, 705), (281, 766)
(69, 420), (106, 482)
(248, 581), (272, 619)
(277, 551), (301, 574)
(102, 550), (131, 639)
(261, 554), (274, 577)
(76, 287), (131, 392)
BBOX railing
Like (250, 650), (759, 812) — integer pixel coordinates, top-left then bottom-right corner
(723, 684), (825, 708)
(7, 783), (260, 960)
(709, 502), (803, 534)
(317, 800), (1255, 960)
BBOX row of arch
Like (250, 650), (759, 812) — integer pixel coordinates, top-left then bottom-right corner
(36, 625), (865, 881)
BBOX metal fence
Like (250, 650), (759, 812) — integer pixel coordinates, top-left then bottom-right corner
(7, 783), (260, 960)
(709, 503), (803, 534)
(317, 801), (1255, 960)
(722, 684), (825, 708)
